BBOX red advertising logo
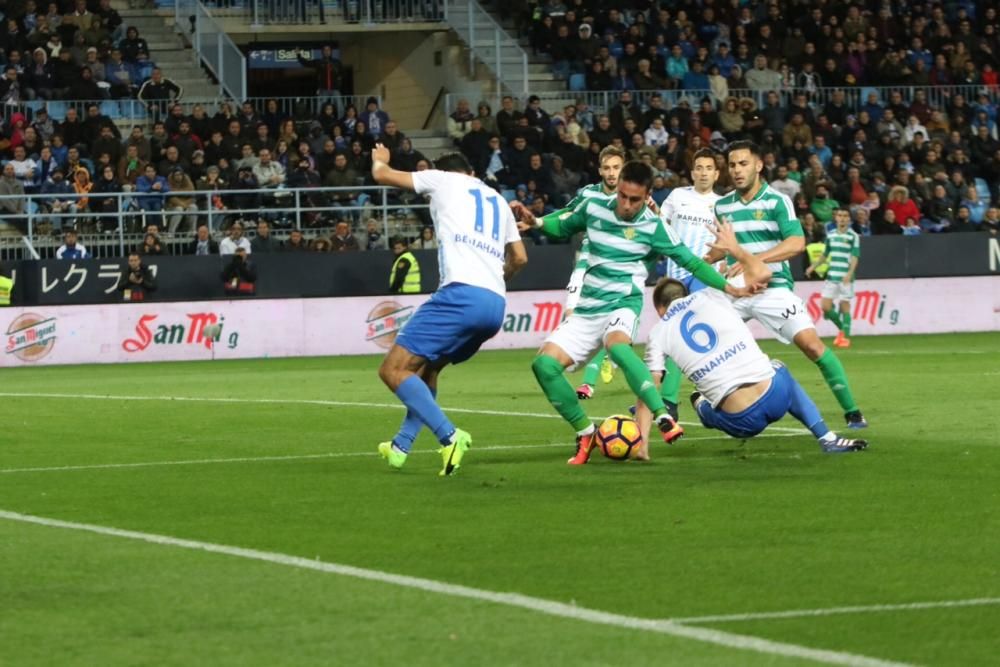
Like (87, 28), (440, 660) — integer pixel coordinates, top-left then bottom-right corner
(365, 301), (414, 349)
(5, 313), (57, 362)
(122, 312), (223, 352)
(806, 291), (895, 326)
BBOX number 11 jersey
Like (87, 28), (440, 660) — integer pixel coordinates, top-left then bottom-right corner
(412, 170), (520, 298)
(645, 289), (774, 408)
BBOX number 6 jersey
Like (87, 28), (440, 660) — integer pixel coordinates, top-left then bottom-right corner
(412, 170), (520, 297)
(645, 289), (774, 408)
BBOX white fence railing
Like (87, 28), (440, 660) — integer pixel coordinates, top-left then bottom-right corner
(443, 0), (528, 95)
(0, 185), (432, 261)
(445, 84), (998, 118)
(6, 95), (382, 124)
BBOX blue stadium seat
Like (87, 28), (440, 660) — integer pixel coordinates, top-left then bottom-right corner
(24, 100), (43, 113)
(975, 178), (992, 203)
(101, 100), (122, 119)
(568, 73), (586, 92)
(859, 86), (880, 102)
(45, 100), (68, 121)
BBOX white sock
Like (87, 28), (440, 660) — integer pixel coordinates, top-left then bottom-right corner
(577, 423), (595, 437)
(819, 431), (837, 444)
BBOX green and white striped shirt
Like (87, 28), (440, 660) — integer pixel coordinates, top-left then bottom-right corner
(824, 229), (860, 282)
(714, 183), (803, 289)
(540, 197), (725, 316)
(565, 183), (616, 272)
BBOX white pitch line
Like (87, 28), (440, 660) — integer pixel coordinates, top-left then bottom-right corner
(0, 434), (806, 474)
(0, 509), (910, 667)
(670, 597), (1000, 624)
(0, 392), (809, 434)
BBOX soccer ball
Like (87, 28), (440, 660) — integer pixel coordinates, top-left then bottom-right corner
(596, 415), (642, 461)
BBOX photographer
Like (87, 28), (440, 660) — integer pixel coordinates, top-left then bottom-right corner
(116, 252), (157, 302)
(221, 246), (257, 296)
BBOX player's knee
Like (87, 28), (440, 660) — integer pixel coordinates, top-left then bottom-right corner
(803, 340), (826, 360)
(531, 354), (563, 382)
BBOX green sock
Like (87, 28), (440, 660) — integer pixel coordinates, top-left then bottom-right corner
(815, 348), (858, 413)
(660, 357), (682, 406)
(581, 348), (605, 386)
(608, 343), (666, 417)
(841, 311), (852, 337)
(823, 309), (842, 330)
(531, 354), (591, 432)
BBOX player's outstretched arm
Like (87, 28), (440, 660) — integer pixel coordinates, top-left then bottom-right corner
(504, 240), (528, 280)
(370, 143), (414, 191)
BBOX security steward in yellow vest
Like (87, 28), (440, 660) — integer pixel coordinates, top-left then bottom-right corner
(389, 237), (421, 294)
(0, 272), (13, 306)
(805, 241), (828, 278)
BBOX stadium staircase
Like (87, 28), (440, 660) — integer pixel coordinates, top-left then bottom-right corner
(444, 0), (563, 95)
(110, 2), (223, 125)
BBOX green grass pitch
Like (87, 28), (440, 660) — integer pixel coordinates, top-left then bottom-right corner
(1, 332), (999, 666)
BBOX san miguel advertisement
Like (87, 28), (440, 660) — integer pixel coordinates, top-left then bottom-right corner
(2, 277), (999, 367)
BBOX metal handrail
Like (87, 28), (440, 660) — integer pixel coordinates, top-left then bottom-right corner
(0, 184), (433, 261)
(443, 0), (528, 95)
(444, 84), (998, 117)
(5, 95), (383, 123)
(174, 0), (246, 100)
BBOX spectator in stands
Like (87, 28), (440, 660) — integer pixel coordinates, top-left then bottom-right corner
(391, 138), (426, 172)
(0, 162), (26, 230)
(116, 252), (156, 301)
(495, 95), (522, 140)
(331, 221), (359, 252)
(885, 186), (919, 232)
(38, 166), (74, 232)
(361, 97), (389, 138)
(56, 228), (88, 258)
(475, 102), (497, 136)
(220, 220), (251, 255)
(90, 164), (120, 231)
(323, 151), (359, 211)
(165, 168), (197, 233)
(459, 118), (492, 176)
(283, 228), (309, 252)
(549, 155), (580, 207)
(412, 226), (437, 250)
(186, 223), (219, 255)
(138, 68), (183, 120)
(120, 26), (149, 63)
(297, 45), (343, 98)
(250, 219), (278, 253)
(447, 99), (475, 146)
(252, 148), (286, 190)
(158, 145), (188, 177)
(71, 168), (92, 223)
(364, 219), (384, 251)
(135, 163), (168, 219)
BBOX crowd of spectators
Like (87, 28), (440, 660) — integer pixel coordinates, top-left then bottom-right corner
(449, 1), (1000, 237)
(0, 0), (181, 103)
(0, 88), (449, 255)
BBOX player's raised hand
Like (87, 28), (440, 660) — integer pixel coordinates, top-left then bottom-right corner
(708, 219), (741, 257)
(645, 195), (660, 216)
(510, 200), (537, 232)
(372, 143), (391, 165)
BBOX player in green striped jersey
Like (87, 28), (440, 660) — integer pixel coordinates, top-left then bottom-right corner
(806, 208), (860, 349)
(517, 161), (760, 464)
(561, 147), (625, 400)
(708, 141), (867, 429)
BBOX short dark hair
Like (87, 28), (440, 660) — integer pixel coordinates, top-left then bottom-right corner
(692, 148), (716, 164)
(652, 278), (689, 310)
(390, 235), (406, 247)
(619, 160), (654, 191)
(433, 152), (473, 174)
(725, 140), (762, 160)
